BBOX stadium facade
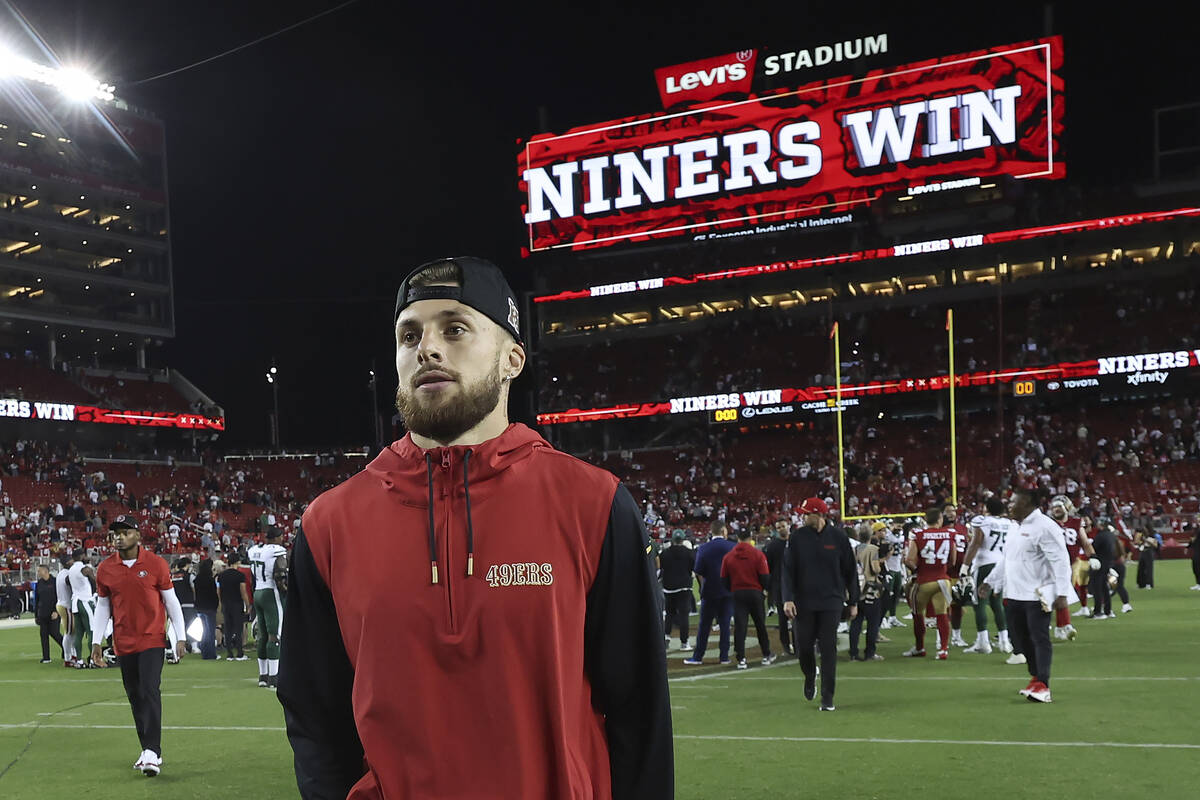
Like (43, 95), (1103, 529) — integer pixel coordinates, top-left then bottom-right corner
(0, 51), (223, 450)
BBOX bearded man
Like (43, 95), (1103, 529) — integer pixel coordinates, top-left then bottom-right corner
(277, 257), (673, 800)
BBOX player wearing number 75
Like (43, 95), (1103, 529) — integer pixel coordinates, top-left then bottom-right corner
(902, 507), (958, 660)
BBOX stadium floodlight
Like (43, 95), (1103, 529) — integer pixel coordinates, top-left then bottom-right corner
(0, 45), (115, 102)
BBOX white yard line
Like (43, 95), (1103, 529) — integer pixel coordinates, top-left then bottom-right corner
(676, 734), (1200, 750)
(4, 723), (1197, 751)
(0, 677), (256, 684)
(0, 723), (285, 732)
(731, 676), (1200, 681)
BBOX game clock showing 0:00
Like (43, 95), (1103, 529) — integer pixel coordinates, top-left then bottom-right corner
(1012, 379), (1037, 397)
(711, 408), (741, 423)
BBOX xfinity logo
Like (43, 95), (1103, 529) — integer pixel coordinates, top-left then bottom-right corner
(664, 61), (748, 95)
(1127, 371), (1169, 386)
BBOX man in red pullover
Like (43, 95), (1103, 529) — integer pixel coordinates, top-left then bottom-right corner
(277, 257), (673, 800)
(721, 528), (775, 669)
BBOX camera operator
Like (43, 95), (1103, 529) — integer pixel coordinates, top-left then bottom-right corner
(849, 527), (885, 661)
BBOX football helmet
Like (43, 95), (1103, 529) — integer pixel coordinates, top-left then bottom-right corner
(1049, 495), (1076, 517)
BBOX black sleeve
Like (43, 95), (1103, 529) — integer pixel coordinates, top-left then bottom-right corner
(277, 526), (365, 799)
(584, 484), (674, 800)
(842, 533), (861, 606)
(780, 540), (796, 604)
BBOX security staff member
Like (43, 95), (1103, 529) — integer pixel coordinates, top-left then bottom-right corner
(91, 516), (188, 776)
(782, 497), (859, 711)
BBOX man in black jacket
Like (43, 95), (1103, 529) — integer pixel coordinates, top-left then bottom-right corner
(782, 497), (859, 711)
(33, 565), (64, 663)
(762, 521), (792, 655)
(1089, 523), (1117, 618)
(660, 530), (695, 651)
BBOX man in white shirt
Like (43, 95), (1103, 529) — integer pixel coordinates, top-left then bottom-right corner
(982, 488), (1073, 703)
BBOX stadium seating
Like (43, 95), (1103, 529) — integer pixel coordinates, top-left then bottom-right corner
(0, 355), (96, 404)
(77, 373), (192, 412)
(538, 265), (1200, 411)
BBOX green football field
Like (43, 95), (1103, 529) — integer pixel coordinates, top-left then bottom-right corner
(2, 561), (1198, 799)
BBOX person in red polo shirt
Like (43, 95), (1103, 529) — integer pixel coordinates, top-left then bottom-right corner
(90, 516), (188, 777)
(720, 527), (776, 669)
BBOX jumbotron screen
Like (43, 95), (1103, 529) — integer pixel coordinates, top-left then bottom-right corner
(518, 36), (1064, 253)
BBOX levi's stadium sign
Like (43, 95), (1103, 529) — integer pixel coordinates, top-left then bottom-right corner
(519, 37), (1063, 253)
(0, 397), (225, 431)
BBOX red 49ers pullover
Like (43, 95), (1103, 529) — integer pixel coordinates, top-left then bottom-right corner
(277, 424), (673, 799)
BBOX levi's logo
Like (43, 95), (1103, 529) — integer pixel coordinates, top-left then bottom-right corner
(485, 562), (554, 587)
(654, 50), (757, 109)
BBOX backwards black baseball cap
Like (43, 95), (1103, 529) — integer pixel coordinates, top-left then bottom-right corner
(109, 515), (140, 533)
(394, 256), (523, 346)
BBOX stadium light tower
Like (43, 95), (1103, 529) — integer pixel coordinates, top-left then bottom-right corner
(0, 45), (116, 102)
(368, 360), (383, 451)
(266, 362), (280, 451)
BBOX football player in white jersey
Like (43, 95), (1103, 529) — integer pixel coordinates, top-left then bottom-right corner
(66, 550), (97, 666)
(247, 528), (289, 688)
(963, 497), (1013, 654)
(54, 557), (77, 666)
(880, 521), (908, 629)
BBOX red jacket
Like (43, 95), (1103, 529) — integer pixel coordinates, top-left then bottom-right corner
(278, 424), (672, 799)
(721, 541), (769, 593)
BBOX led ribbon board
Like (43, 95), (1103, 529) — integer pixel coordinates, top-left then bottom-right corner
(519, 37), (1063, 253)
(0, 397), (225, 430)
(536, 348), (1200, 426)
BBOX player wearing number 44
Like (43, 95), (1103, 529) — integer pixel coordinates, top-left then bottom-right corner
(903, 507), (958, 660)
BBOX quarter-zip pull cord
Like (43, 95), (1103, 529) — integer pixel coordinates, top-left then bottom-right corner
(463, 449), (475, 577)
(425, 453), (438, 584)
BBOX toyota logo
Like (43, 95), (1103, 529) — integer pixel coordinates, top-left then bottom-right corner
(1047, 381), (1061, 391)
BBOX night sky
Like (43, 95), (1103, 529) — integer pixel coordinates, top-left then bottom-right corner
(12, 0), (1194, 449)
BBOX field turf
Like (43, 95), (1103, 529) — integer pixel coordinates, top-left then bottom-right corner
(1, 561), (1198, 798)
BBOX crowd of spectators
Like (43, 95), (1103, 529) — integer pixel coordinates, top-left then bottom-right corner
(0, 438), (363, 581)
(587, 396), (1199, 551)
